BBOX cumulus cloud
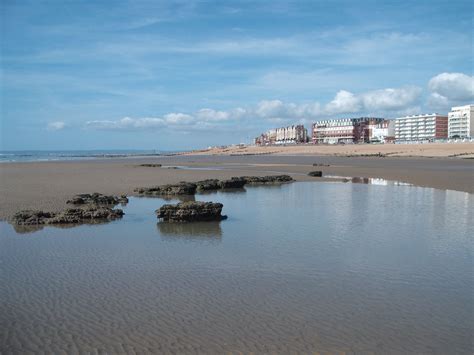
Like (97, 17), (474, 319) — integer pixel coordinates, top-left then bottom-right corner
(361, 86), (422, 111)
(85, 74), (469, 132)
(325, 90), (361, 114)
(47, 121), (66, 131)
(428, 72), (474, 102)
(324, 86), (421, 114)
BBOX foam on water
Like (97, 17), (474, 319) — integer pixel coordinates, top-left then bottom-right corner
(0, 182), (472, 354)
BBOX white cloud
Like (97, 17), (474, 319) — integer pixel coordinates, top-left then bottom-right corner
(47, 121), (66, 131)
(361, 86), (422, 111)
(428, 72), (474, 102)
(84, 74), (466, 132)
(325, 90), (361, 114)
(324, 86), (421, 115)
(195, 108), (230, 121)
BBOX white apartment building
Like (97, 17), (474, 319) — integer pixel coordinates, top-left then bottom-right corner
(448, 105), (474, 138)
(369, 120), (395, 143)
(394, 114), (448, 142)
(275, 125), (307, 144)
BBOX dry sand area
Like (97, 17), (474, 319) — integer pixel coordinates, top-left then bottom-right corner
(186, 142), (474, 158)
(1, 144), (473, 220)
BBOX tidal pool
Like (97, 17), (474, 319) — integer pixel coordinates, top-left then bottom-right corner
(0, 182), (472, 354)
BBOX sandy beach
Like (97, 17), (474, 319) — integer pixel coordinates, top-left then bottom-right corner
(186, 142), (474, 157)
(1, 144), (473, 221)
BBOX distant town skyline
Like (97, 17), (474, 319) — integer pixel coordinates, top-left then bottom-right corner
(1, 0), (473, 150)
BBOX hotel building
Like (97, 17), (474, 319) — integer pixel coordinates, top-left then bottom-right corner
(255, 125), (307, 145)
(275, 125), (308, 144)
(394, 114), (448, 142)
(311, 117), (386, 144)
(448, 104), (474, 138)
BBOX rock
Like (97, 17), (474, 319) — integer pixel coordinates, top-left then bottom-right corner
(11, 206), (124, 226)
(67, 193), (128, 206)
(241, 175), (293, 184)
(195, 179), (221, 191)
(156, 201), (227, 222)
(11, 210), (55, 225)
(218, 177), (247, 189)
(135, 182), (197, 195)
(139, 163), (162, 167)
(47, 207), (124, 224)
(308, 171), (323, 177)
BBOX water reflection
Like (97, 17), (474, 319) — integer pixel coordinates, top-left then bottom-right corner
(325, 175), (412, 186)
(157, 221), (223, 242)
(12, 220), (112, 234)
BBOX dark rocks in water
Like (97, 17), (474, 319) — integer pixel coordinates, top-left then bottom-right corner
(67, 193), (128, 206)
(139, 163), (162, 167)
(11, 210), (55, 225)
(218, 177), (247, 189)
(195, 179), (221, 191)
(135, 182), (197, 195)
(241, 175), (293, 184)
(308, 171), (323, 177)
(11, 206), (124, 226)
(156, 201), (227, 222)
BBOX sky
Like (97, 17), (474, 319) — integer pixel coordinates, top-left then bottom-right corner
(1, 0), (473, 151)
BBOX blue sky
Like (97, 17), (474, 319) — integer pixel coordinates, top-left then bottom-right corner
(1, 0), (473, 150)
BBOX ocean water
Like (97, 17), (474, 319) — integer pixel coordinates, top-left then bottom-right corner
(0, 150), (177, 163)
(0, 182), (472, 354)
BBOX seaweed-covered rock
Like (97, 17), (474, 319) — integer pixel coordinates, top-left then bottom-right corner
(47, 207), (124, 224)
(195, 179), (221, 191)
(11, 210), (55, 225)
(135, 182), (197, 195)
(67, 193), (128, 206)
(241, 175), (293, 184)
(11, 206), (124, 226)
(308, 171), (323, 177)
(139, 163), (162, 167)
(218, 177), (247, 189)
(156, 201), (227, 222)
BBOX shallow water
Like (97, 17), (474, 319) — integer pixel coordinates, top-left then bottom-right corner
(1, 182), (473, 354)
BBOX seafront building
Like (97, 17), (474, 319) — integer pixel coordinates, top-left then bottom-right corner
(255, 125), (307, 145)
(275, 125), (308, 144)
(448, 105), (474, 138)
(394, 114), (448, 142)
(311, 117), (390, 144)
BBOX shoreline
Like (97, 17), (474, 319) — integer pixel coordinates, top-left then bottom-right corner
(1, 153), (473, 221)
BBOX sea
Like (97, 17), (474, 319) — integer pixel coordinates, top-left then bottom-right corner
(1, 182), (472, 354)
(0, 150), (179, 163)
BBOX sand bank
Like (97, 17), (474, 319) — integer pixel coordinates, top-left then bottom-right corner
(1, 153), (473, 220)
(184, 142), (474, 158)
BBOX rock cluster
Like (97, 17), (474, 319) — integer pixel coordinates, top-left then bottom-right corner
(156, 201), (227, 222)
(241, 175), (293, 184)
(67, 193), (128, 205)
(136, 175), (294, 196)
(218, 177), (247, 189)
(139, 163), (162, 167)
(12, 206), (124, 226)
(135, 182), (198, 195)
(308, 171), (323, 177)
(195, 179), (221, 191)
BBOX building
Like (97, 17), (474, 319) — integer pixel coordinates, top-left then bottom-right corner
(275, 125), (308, 144)
(448, 105), (474, 138)
(311, 117), (386, 144)
(255, 126), (307, 145)
(368, 119), (395, 143)
(254, 129), (277, 145)
(394, 114), (448, 142)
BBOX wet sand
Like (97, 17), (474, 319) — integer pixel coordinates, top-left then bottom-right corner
(1, 154), (473, 220)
